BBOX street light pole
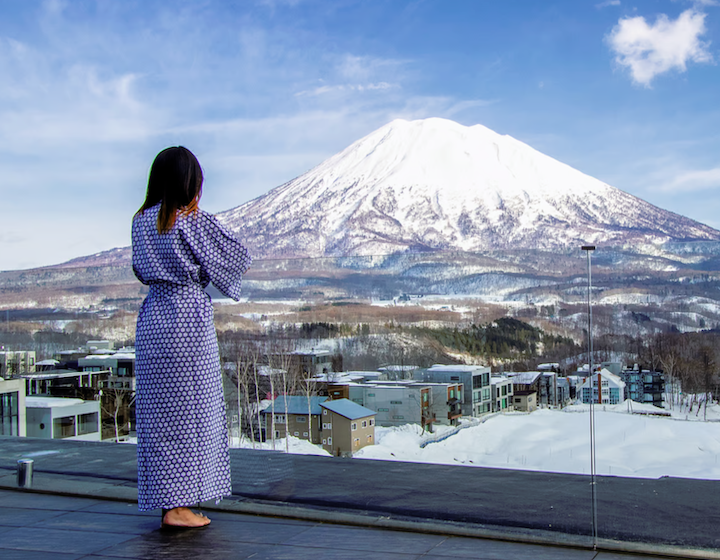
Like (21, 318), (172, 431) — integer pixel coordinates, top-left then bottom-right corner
(581, 244), (598, 548)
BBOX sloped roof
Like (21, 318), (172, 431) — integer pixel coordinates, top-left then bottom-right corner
(264, 395), (328, 415)
(320, 398), (376, 420)
(507, 371), (542, 385)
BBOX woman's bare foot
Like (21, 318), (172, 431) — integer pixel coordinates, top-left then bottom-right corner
(162, 507), (211, 528)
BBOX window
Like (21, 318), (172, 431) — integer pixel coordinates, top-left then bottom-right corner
(275, 414), (286, 424)
(323, 409), (328, 415)
(473, 376), (482, 389)
(369, 419), (374, 426)
(293, 431), (299, 436)
(451, 376), (460, 381)
(53, 416), (76, 439)
(77, 412), (98, 435)
(296, 416), (306, 422)
(361, 420), (367, 428)
(351, 422), (357, 430)
(390, 400), (402, 404)
(393, 415), (404, 420)
(322, 439), (327, 445)
(502, 385), (507, 396)
(0, 392), (19, 436)
(367, 393), (375, 397)
(514, 398), (521, 403)
(303, 432), (308, 437)
(378, 408), (389, 412)
(328, 437), (332, 445)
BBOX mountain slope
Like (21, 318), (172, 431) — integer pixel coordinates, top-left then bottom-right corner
(218, 117), (719, 259)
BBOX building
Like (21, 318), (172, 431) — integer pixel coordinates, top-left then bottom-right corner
(319, 398), (376, 456)
(414, 364), (492, 416)
(347, 381), (463, 430)
(79, 349), (136, 390)
(512, 391), (537, 412)
(25, 396), (101, 441)
(490, 375), (514, 412)
(288, 350), (334, 376)
(260, 395), (328, 443)
(0, 377), (26, 436)
(617, 367), (665, 407)
(0, 350), (36, 376)
(580, 369), (626, 405)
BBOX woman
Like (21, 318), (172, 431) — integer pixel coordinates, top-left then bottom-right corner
(132, 146), (251, 528)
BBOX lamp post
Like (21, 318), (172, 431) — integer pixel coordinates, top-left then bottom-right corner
(581, 244), (597, 548)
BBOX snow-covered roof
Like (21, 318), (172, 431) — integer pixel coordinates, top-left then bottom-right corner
(26, 397), (85, 408)
(427, 364), (487, 373)
(537, 363), (559, 370)
(36, 359), (59, 366)
(24, 370), (109, 380)
(507, 371), (542, 385)
(320, 398), (375, 420)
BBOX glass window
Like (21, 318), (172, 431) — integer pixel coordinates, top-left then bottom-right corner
(77, 412), (98, 435)
(362, 420), (367, 427)
(53, 416), (76, 439)
(297, 416), (306, 422)
(390, 400), (402, 404)
(351, 422), (357, 430)
(0, 392), (19, 436)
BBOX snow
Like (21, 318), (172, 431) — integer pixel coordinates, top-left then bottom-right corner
(218, 117), (720, 259)
(25, 397), (85, 408)
(354, 404), (720, 480)
(231, 434), (331, 456)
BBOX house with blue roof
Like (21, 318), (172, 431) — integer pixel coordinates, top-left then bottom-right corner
(260, 395), (328, 444)
(319, 398), (376, 457)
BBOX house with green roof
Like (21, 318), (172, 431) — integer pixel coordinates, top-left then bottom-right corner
(260, 395), (328, 444)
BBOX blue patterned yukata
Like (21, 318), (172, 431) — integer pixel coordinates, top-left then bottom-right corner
(132, 204), (251, 511)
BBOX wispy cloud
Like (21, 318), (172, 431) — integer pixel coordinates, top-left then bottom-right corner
(659, 166), (720, 192)
(596, 0), (620, 9)
(606, 9), (713, 86)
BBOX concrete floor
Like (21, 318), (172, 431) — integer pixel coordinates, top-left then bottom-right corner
(0, 489), (681, 560)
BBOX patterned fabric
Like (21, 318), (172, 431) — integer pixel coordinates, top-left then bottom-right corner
(132, 204), (251, 511)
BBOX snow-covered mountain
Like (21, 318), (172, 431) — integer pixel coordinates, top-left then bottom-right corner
(218, 117), (720, 259)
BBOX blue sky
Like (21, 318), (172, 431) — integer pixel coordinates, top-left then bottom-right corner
(1, 0), (719, 270)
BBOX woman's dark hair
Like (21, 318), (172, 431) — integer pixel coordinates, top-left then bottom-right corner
(137, 146), (203, 233)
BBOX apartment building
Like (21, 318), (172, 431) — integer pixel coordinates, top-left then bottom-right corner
(348, 381), (463, 430)
(414, 364), (492, 416)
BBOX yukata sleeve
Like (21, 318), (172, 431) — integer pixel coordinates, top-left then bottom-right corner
(185, 212), (252, 300)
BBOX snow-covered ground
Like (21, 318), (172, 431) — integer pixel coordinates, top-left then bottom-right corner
(355, 402), (720, 480)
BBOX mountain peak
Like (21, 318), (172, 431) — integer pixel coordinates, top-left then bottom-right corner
(218, 117), (720, 259)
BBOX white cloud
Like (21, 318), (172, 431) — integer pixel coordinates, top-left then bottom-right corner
(596, 0), (621, 8)
(607, 9), (713, 86)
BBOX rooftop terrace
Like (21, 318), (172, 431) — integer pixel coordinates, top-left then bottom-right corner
(0, 436), (715, 559)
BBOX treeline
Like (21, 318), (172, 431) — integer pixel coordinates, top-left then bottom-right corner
(413, 317), (578, 362)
